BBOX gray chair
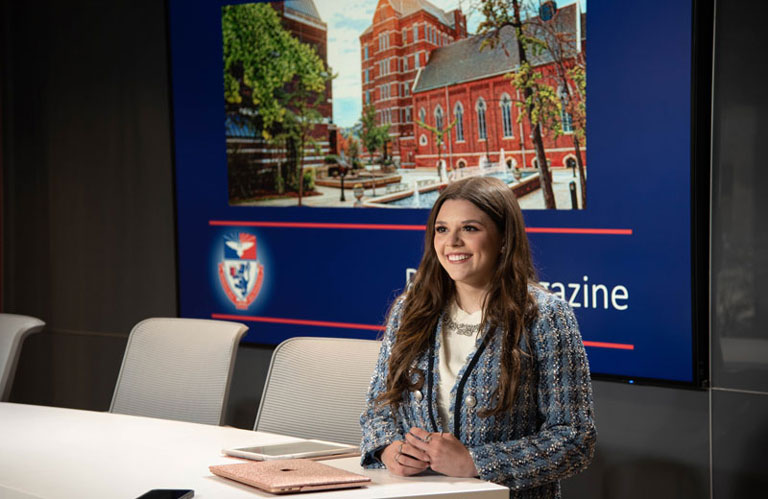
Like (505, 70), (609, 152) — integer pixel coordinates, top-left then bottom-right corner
(110, 318), (247, 425)
(0, 313), (45, 401)
(254, 336), (382, 446)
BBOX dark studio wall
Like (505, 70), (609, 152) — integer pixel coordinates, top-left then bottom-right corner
(2, 1), (767, 497)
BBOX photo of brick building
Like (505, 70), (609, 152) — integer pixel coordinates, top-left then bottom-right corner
(223, 0), (586, 209)
(361, 0), (585, 172)
(359, 0), (468, 167)
(411, 2), (585, 171)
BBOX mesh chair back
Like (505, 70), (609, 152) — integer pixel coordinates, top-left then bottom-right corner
(110, 318), (247, 425)
(0, 314), (45, 401)
(255, 337), (382, 446)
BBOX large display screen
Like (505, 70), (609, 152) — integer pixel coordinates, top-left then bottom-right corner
(168, 0), (708, 384)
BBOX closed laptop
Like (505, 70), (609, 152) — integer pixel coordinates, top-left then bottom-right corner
(209, 459), (371, 494)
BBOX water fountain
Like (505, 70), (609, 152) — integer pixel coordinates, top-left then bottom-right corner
(479, 155), (489, 169)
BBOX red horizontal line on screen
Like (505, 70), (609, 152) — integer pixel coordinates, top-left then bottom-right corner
(526, 227), (633, 235)
(212, 313), (635, 350)
(211, 313), (385, 331)
(209, 220), (632, 235)
(210, 221), (425, 230)
(583, 340), (635, 350)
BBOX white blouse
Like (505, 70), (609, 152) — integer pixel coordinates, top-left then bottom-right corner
(437, 300), (482, 427)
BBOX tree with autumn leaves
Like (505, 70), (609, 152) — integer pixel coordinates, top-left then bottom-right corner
(526, 7), (587, 207)
(477, 0), (586, 209)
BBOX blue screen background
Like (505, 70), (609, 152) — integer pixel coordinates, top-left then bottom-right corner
(169, 0), (695, 382)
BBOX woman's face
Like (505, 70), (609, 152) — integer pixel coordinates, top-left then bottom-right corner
(433, 199), (502, 290)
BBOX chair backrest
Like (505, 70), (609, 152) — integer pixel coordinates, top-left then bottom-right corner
(254, 337), (382, 446)
(0, 314), (45, 401)
(110, 318), (247, 425)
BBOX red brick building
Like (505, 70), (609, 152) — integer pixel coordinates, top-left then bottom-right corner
(359, 0), (467, 167)
(411, 2), (585, 171)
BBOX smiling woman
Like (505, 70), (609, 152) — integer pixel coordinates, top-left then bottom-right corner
(434, 199), (502, 301)
(360, 176), (597, 498)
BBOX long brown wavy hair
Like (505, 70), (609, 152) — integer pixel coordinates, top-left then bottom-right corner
(377, 176), (540, 417)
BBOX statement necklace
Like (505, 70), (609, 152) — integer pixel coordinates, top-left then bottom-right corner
(443, 315), (481, 337)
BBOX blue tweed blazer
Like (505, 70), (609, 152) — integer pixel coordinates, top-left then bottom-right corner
(360, 286), (596, 498)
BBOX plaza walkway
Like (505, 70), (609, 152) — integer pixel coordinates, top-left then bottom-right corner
(239, 166), (585, 210)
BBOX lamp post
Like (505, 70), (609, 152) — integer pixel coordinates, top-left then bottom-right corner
(339, 163), (348, 202)
(338, 150), (349, 202)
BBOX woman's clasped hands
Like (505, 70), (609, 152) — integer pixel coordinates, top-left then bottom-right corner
(381, 427), (478, 478)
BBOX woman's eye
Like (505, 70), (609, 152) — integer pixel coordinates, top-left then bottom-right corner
(436, 226), (447, 233)
(463, 225), (478, 232)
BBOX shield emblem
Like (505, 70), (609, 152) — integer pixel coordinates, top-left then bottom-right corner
(218, 232), (264, 309)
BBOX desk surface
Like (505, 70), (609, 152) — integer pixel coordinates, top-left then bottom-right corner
(0, 403), (507, 499)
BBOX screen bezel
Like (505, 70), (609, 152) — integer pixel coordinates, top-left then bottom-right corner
(589, 0), (713, 389)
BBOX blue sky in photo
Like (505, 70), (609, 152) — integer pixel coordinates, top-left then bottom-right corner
(316, 0), (586, 128)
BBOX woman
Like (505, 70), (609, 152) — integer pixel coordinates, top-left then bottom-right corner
(360, 176), (596, 497)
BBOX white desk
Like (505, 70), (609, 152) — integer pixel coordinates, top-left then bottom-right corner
(0, 403), (508, 499)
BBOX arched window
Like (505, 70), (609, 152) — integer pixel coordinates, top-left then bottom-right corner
(560, 86), (574, 133)
(476, 98), (487, 140)
(419, 107), (426, 124)
(454, 102), (464, 142)
(500, 94), (513, 137)
(434, 105), (444, 131)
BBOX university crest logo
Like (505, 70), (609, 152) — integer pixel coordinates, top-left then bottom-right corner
(218, 232), (264, 309)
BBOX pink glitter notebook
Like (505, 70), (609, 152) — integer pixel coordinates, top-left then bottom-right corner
(209, 459), (371, 494)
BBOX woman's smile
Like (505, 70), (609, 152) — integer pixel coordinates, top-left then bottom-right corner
(446, 253), (471, 263)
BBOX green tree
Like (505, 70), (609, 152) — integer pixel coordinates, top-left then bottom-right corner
(222, 3), (330, 205)
(477, 0), (557, 208)
(223, 4), (323, 133)
(359, 105), (391, 195)
(346, 136), (361, 168)
(360, 105), (390, 166)
(267, 62), (333, 205)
